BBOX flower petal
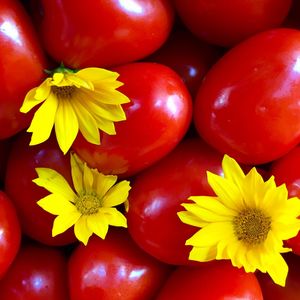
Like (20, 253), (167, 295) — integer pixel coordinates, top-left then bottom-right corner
(70, 153), (83, 195)
(265, 253), (288, 287)
(86, 212), (109, 239)
(222, 154), (245, 188)
(74, 215), (93, 245)
(76, 67), (120, 82)
(94, 173), (118, 199)
(52, 211), (81, 236)
(102, 180), (131, 207)
(82, 162), (94, 192)
(189, 246), (217, 262)
(177, 210), (208, 228)
(99, 207), (127, 227)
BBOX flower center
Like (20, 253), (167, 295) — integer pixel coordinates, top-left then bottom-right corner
(51, 85), (76, 99)
(75, 194), (101, 215)
(233, 207), (271, 246)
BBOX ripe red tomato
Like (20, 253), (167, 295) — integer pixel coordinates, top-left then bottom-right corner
(269, 146), (300, 255)
(126, 138), (223, 265)
(148, 28), (221, 98)
(72, 62), (192, 178)
(4, 132), (76, 246)
(0, 191), (21, 279)
(30, 0), (174, 68)
(68, 228), (172, 300)
(194, 28), (300, 165)
(257, 253), (300, 300)
(174, 0), (292, 46)
(0, 139), (11, 183)
(156, 261), (263, 300)
(0, 243), (69, 300)
(0, 0), (47, 139)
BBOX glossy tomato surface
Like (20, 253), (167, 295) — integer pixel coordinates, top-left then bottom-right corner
(0, 191), (21, 279)
(68, 229), (171, 300)
(156, 261), (263, 300)
(0, 243), (69, 300)
(0, 0), (47, 139)
(73, 62), (192, 178)
(194, 28), (300, 165)
(174, 0), (291, 46)
(32, 0), (174, 68)
(127, 138), (223, 265)
(4, 132), (76, 246)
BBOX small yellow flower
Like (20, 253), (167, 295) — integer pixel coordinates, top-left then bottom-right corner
(178, 154), (300, 287)
(20, 66), (130, 154)
(34, 153), (131, 245)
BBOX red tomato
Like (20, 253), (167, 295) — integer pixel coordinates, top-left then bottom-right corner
(30, 0), (174, 68)
(174, 0), (291, 47)
(68, 228), (172, 300)
(4, 132), (76, 246)
(148, 28), (221, 98)
(126, 138), (223, 265)
(0, 243), (69, 300)
(0, 139), (11, 183)
(72, 62), (192, 178)
(257, 253), (300, 300)
(0, 191), (21, 279)
(0, 0), (47, 139)
(156, 261), (263, 300)
(194, 28), (300, 165)
(269, 146), (300, 255)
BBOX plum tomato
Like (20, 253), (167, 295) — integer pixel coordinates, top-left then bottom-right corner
(68, 228), (172, 300)
(0, 191), (21, 279)
(174, 0), (292, 47)
(72, 62), (192, 178)
(0, 0), (47, 139)
(0, 243), (69, 300)
(126, 138), (223, 265)
(269, 146), (300, 255)
(194, 28), (300, 165)
(29, 0), (174, 68)
(156, 261), (263, 300)
(4, 132), (76, 246)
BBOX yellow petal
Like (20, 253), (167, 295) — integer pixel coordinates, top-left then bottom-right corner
(74, 215), (93, 245)
(189, 246), (217, 262)
(177, 210), (208, 228)
(66, 74), (93, 90)
(37, 194), (77, 215)
(265, 253), (288, 287)
(83, 88), (130, 105)
(52, 211), (81, 236)
(33, 168), (76, 202)
(82, 162), (94, 192)
(222, 154), (245, 188)
(99, 207), (127, 227)
(76, 67), (120, 82)
(102, 180), (131, 207)
(54, 99), (79, 154)
(86, 212), (109, 239)
(35, 78), (52, 100)
(92, 115), (116, 135)
(94, 173), (118, 199)
(27, 93), (58, 145)
(70, 153), (83, 195)
(272, 221), (300, 240)
(52, 72), (65, 85)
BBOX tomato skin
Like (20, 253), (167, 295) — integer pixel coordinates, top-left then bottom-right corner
(174, 0), (291, 47)
(68, 229), (172, 300)
(194, 28), (300, 165)
(156, 261), (263, 300)
(0, 243), (69, 300)
(148, 28), (221, 98)
(72, 62), (192, 178)
(126, 138), (223, 265)
(31, 0), (174, 68)
(0, 0), (47, 139)
(0, 191), (21, 279)
(4, 132), (76, 246)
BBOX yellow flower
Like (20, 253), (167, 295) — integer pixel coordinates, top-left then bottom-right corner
(20, 66), (130, 154)
(178, 155), (300, 287)
(33, 153), (131, 245)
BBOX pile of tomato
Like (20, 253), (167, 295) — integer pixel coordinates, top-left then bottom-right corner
(2, 0), (300, 299)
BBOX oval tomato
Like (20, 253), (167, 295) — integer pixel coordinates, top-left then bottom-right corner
(194, 28), (300, 165)
(174, 0), (291, 46)
(72, 62), (192, 178)
(0, 243), (69, 300)
(30, 0), (174, 68)
(126, 138), (223, 265)
(156, 261), (263, 300)
(0, 191), (21, 279)
(0, 0), (47, 139)
(68, 228), (172, 300)
(4, 132), (76, 246)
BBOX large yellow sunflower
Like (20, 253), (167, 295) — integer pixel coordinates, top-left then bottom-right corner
(34, 153), (131, 245)
(20, 66), (130, 154)
(178, 154), (300, 287)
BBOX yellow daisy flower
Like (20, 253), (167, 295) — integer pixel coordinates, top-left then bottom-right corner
(33, 153), (131, 245)
(178, 154), (300, 287)
(20, 66), (130, 154)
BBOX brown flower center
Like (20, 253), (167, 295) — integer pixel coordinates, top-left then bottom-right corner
(51, 85), (76, 99)
(233, 207), (271, 246)
(75, 194), (101, 215)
